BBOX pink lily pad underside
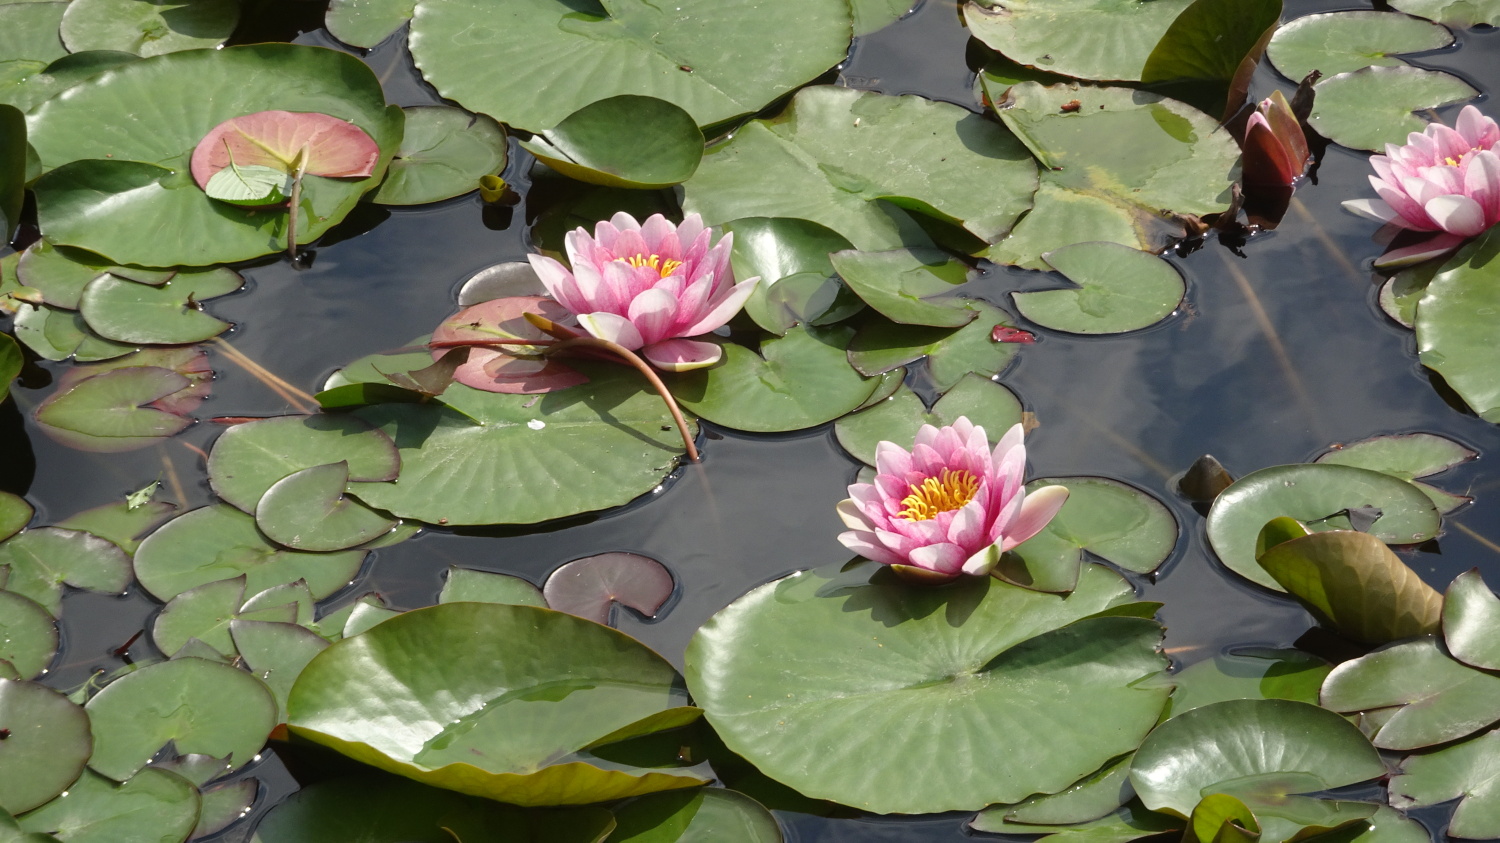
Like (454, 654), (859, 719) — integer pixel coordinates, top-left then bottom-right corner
(430, 296), (588, 394)
(542, 552), (675, 626)
(190, 110), (380, 190)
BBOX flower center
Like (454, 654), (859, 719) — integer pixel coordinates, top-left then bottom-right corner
(621, 253), (683, 278)
(897, 469), (980, 521)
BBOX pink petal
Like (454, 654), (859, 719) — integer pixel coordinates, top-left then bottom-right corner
(874, 440), (914, 478)
(628, 288), (680, 346)
(1456, 105), (1500, 150)
(609, 211), (643, 234)
(1373, 232), (1467, 268)
(837, 498), (876, 531)
(578, 311), (645, 349)
(597, 260), (638, 314)
(677, 277), (759, 337)
(1000, 484), (1069, 550)
(1425, 194), (1488, 236)
(907, 543), (967, 575)
(946, 500), (987, 550)
(838, 531), (907, 566)
(526, 255), (589, 315)
(642, 338), (722, 372)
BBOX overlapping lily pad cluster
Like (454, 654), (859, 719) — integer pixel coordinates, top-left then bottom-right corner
(0, 0), (1498, 841)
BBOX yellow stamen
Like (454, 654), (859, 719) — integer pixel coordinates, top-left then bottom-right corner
(1446, 156), (1461, 167)
(897, 469), (980, 521)
(621, 254), (683, 278)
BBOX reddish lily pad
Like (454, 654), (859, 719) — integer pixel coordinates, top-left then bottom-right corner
(34, 366), (193, 453)
(431, 296), (586, 394)
(190, 110), (380, 190)
(542, 553), (674, 626)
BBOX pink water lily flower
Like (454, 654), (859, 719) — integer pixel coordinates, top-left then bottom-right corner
(526, 212), (758, 371)
(837, 418), (1070, 583)
(1343, 105), (1500, 267)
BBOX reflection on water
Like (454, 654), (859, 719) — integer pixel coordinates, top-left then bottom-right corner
(6, 1), (1500, 841)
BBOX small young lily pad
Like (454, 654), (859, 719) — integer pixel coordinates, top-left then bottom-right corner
(206, 414), (400, 514)
(1316, 432), (1475, 514)
(56, 496), (177, 556)
(0, 679), (92, 815)
(1267, 11), (1454, 82)
(325, 0), (416, 48)
(52, 346), (211, 418)
(1204, 463), (1441, 592)
(372, 106), (508, 206)
(132, 504), (368, 602)
(60, 0), (239, 56)
(438, 568), (546, 608)
(1389, 0), (1500, 27)
(542, 553), (674, 626)
(847, 302), (1022, 389)
(229, 619), (329, 723)
(15, 241), (149, 310)
(1444, 570), (1500, 671)
(724, 217), (859, 336)
(34, 366), (193, 453)
(670, 325), (878, 433)
(84, 656), (277, 782)
(256, 462), (399, 552)
(520, 96), (702, 190)
(17, 768), (199, 843)
(1322, 637), (1500, 750)
(1309, 66), (1479, 151)
(150, 575), (297, 659)
(287, 602), (708, 806)
(829, 248), (976, 328)
(0, 527), (132, 616)
(79, 268), (241, 345)
(194, 778), (257, 839)
(978, 754), (1135, 827)
(455, 262), (546, 306)
(0, 493), (32, 543)
(0, 591), (58, 680)
(834, 375), (1022, 466)
(999, 477), (1178, 593)
(1014, 243), (1185, 336)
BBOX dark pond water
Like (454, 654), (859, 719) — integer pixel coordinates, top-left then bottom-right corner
(4, 1), (1500, 840)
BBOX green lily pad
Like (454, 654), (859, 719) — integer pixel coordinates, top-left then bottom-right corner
(288, 602), (708, 806)
(257, 462), (398, 552)
(0, 50), (141, 114)
(1138, 0), (1283, 119)
(0, 493), (31, 543)
(132, 504), (368, 602)
(1267, 11), (1455, 82)
(828, 248), (975, 328)
(685, 562), (1168, 813)
(0, 334), (18, 405)
(986, 83), (1238, 269)
(27, 44), (403, 267)
(206, 414), (400, 514)
(149, 575), (295, 658)
(1312, 806), (1430, 843)
(16, 241), (171, 311)
(11, 303), (137, 363)
(17, 768), (199, 843)
(438, 568), (546, 608)
(229, 619), (329, 723)
(1184, 793), (1260, 843)
(341, 601), (401, 637)
(0, 105), (21, 243)
(194, 778), (255, 839)
(1309, 66), (1479, 151)
(1415, 228), (1500, 423)
(1380, 261), (1439, 329)
(248, 775), (615, 842)
(999, 477), (1177, 593)
(59, 0), (240, 56)
(1321, 636), (1500, 750)
(1013, 243), (1185, 335)
(963, 0), (1193, 82)
(34, 366), (192, 453)
(408, 0), (851, 131)
(721, 217), (858, 336)
(1444, 570), (1500, 671)
(0, 591), (57, 679)
(1389, 0), (1500, 27)
(1389, 727), (1500, 839)
(325, 0), (415, 48)
(1204, 463), (1441, 592)
(851, 0), (915, 34)
(56, 497), (177, 555)
(0, 809), (60, 843)
(0, 527), (132, 616)
(52, 346), (210, 418)
(520, 96), (702, 190)
(85, 656), (276, 781)
(0, 4), (67, 64)
(846, 301), (1022, 388)
(349, 368), (690, 526)
(1165, 649), (1330, 719)
(970, 801), (1183, 840)
(683, 85), (1037, 251)
(0, 680), (91, 815)
(834, 376), (1022, 466)
(77, 269), (240, 345)
(372, 105), (508, 206)
(1316, 432), (1475, 514)
(1255, 527), (1442, 644)
(607, 788), (782, 842)
(1129, 699), (1385, 818)
(668, 325), (877, 434)
(979, 754), (1136, 827)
